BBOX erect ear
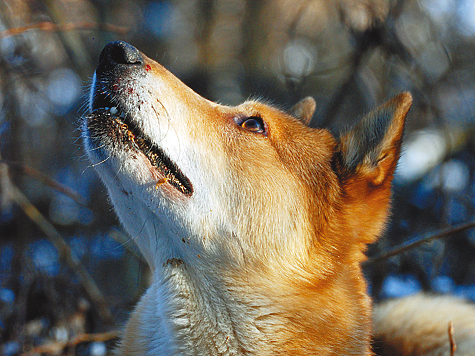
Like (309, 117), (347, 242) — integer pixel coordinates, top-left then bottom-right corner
(335, 93), (412, 246)
(290, 96), (316, 125)
(338, 92), (412, 186)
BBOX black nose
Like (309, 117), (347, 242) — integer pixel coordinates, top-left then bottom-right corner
(97, 41), (143, 72)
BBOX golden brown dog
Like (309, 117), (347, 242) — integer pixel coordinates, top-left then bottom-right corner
(83, 41), (475, 355)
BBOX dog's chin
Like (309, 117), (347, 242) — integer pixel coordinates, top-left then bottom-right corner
(84, 96), (194, 197)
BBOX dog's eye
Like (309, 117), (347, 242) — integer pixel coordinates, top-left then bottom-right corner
(237, 116), (266, 134)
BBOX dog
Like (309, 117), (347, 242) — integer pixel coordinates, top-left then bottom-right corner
(83, 41), (475, 355)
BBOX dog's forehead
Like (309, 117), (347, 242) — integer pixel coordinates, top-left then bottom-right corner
(236, 100), (296, 121)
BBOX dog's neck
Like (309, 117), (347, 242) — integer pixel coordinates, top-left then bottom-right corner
(119, 255), (280, 356)
(118, 239), (372, 356)
(107, 190), (374, 355)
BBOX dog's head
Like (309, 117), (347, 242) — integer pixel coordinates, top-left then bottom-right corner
(83, 41), (411, 281)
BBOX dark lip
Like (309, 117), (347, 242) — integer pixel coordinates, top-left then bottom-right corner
(89, 85), (193, 196)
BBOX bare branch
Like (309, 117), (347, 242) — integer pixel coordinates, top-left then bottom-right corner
(0, 160), (88, 207)
(0, 21), (128, 39)
(8, 182), (113, 323)
(448, 321), (457, 356)
(21, 330), (120, 356)
(365, 221), (475, 265)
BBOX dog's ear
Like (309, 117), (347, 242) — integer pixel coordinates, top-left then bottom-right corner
(291, 97), (316, 125)
(334, 93), (412, 245)
(338, 92), (412, 186)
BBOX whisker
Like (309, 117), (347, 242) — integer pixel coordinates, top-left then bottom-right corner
(90, 154), (111, 167)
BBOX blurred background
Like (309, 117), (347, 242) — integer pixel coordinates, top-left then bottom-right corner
(1, 0), (475, 354)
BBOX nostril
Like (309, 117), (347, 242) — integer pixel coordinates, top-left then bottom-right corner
(98, 41), (143, 68)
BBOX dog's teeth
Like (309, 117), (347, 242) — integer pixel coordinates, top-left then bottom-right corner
(110, 106), (118, 115)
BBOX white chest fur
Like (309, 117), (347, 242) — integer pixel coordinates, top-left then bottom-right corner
(118, 260), (278, 356)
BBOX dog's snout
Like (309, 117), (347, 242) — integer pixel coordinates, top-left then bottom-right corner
(97, 41), (143, 72)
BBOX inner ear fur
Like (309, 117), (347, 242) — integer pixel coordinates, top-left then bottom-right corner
(338, 92), (412, 186)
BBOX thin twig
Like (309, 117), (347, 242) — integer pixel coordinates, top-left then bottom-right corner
(0, 160), (88, 207)
(21, 330), (120, 356)
(108, 229), (146, 263)
(9, 184), (113, 323)
(0, 21), (128, 39)
(448, 321), (457, 356)
(365, 221), (475, 265)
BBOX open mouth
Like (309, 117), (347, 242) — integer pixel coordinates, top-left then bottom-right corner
(88, 91), (193, 196)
